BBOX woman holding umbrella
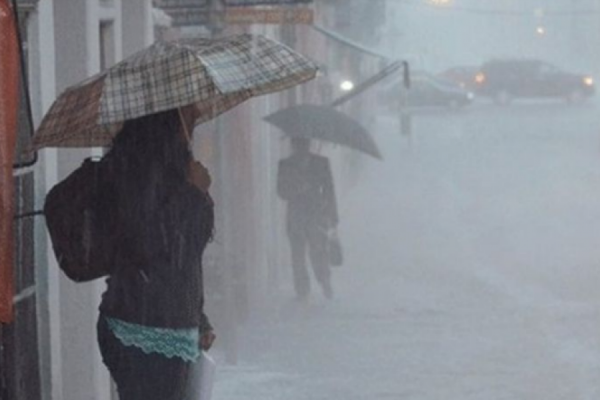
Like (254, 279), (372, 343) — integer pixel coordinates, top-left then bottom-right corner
(96, 106), (216, 400)
(31, 33), (318, 399)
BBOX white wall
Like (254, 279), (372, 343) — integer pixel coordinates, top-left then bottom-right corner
(28, 3), (62, 400)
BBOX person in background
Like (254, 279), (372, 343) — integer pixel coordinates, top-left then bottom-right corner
(96, 108), (215, 400)
(277, 137), (338, 301)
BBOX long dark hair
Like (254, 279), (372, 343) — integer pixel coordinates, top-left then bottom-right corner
(105, 109), (192, 236)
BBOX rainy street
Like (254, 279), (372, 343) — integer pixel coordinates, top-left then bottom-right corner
(214, 101), (600, 400)
(5, 1), (600, 400)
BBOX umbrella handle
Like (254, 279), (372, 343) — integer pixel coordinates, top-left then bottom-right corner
(177, 107), (193, 145)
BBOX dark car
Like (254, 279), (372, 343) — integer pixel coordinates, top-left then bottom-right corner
(474, 59), (595, 104)
(383, 71), (474, 110)
(439, 66), (480, 91)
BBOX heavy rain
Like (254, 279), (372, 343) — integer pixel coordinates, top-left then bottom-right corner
(2, 0), (600, 399)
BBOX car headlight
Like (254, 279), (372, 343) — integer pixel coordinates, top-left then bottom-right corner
(340, 80), (354, 92)
(583, 76), (594, 86)
(467, 92), (475, 100)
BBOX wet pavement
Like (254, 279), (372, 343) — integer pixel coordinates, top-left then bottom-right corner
(212, 101), (600, 400)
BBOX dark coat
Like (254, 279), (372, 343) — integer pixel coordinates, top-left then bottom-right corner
(99, 183), (213, 332)
(277, 153), (338, 230)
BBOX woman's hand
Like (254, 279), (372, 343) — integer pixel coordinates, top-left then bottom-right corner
(189, 160), (211, 192)
(200, 330), (216, 351)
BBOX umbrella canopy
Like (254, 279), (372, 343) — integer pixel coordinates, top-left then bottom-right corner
(263, 104), (382, 159)
(32, 34), (318, 150)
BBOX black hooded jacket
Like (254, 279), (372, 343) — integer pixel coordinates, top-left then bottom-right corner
(99, 182), (213, 332)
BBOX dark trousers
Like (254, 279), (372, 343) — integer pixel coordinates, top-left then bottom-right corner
(287, 220), (331, 297)
(97, 316), (191, 400)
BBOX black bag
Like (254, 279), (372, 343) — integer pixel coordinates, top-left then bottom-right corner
(44, 158), (115, 282)
(327, 230), (343, 267)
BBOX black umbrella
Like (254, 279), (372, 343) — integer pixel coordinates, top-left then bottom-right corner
(263, 104), (382, 159)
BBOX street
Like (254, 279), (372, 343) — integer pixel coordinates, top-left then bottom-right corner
(212, 100), (600, 400)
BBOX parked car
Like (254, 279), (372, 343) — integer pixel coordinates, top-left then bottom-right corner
(438, 66), (480, 91)
(474, 59), (595, 104)
(383, 71), (474, 109)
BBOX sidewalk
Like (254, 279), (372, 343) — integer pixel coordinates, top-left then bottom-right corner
(210, 114), (600, 400)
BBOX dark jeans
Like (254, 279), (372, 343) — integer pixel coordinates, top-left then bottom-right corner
(97, 316), (191, 400)
(287, 220), (331, 297)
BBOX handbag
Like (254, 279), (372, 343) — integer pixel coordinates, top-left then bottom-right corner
(186, 351), (217, 400)
(327, 230), (344, 267)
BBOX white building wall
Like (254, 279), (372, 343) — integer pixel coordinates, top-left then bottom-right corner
(28, 3), (61, 400)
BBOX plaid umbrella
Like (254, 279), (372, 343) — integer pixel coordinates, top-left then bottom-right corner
(32, 34), (318, 150)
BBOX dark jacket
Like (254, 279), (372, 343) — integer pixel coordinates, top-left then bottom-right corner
(99, 183), (213, 332)
(277, 153), (338, 229)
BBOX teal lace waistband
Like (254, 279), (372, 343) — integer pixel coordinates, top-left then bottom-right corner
(106, 317), (200, 363)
